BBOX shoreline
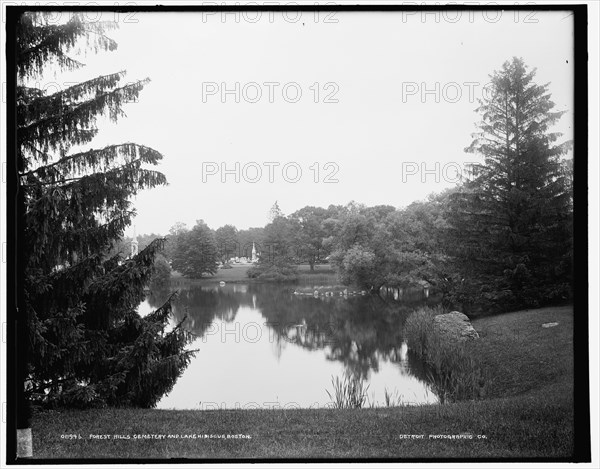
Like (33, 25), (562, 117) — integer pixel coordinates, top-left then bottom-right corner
(31, 305), (574, 459)
(169, 263), (338, 284)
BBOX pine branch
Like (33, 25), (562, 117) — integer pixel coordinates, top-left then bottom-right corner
(28, 376), (78, 395)
(82, 28), (118, 50)
(18, 72), (126, 128)
(18, 14), (118, 79)
(22, 142), (163, 180)
(18, 79), (151, 152)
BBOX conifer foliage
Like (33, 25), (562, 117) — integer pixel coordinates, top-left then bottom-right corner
(17, 12), (195, 408)
(446, 57), (573, 311)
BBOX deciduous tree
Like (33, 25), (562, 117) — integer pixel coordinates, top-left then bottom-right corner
(215, 224), (239, 263)
(171, 220), (219, 277)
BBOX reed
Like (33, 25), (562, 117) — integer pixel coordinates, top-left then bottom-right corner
(325, 372), (370, 409)
(404, 305), (490, 403)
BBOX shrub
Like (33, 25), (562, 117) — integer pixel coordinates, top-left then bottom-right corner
(247, 263), (299, 282)
(404, 305), (490, 403)
(404, 305), (444, 357)
(440, 268), (572, 317)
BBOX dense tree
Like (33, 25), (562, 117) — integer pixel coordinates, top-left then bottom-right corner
(247, 216), (299, 281)
(447, 57), (573, 311)
(163, 221), (188, 261)
(16, 12), (195, 409)
(261, 216), (298, 264)
(215, 224), (239, 263)
(289, 206), (329, 271)
(149, 253), (172, 291)
(328, 203), (399, 290)
(335, 244), (380, 289)
(237, 227), (266, 259)
(326, 201), (450, 292)
(382, 192), (455, 290)
(171, 220), (219, 277)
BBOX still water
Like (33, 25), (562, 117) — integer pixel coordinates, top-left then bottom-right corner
(139, 281), (439, 409)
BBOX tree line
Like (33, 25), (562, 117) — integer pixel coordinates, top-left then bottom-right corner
(144, 57), (573, 316)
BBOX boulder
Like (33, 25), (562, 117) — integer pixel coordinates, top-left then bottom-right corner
(433, 311), (479, 342)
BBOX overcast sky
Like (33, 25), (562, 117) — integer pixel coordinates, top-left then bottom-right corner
(39, 9), (574, 235)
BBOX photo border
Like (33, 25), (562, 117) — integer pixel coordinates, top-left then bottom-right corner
(2, 2), (591, 465)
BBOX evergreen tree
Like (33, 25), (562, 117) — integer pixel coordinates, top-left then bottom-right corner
(17, 12), (195, 408)
(447, 57), (573, 311)
(268, 200), (283, 222)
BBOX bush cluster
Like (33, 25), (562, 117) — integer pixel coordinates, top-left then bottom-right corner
(404, 306), (490, 403)
(247, 263), (299, 282)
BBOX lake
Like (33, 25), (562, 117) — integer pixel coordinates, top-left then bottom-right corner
(139, 279), (440, 409)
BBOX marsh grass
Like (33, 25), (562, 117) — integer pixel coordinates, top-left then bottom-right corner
(381, 387), (411, 407)
(326, 372), (370, 409)
(404, 306), (490, 403)
(384, 387), (395, 407)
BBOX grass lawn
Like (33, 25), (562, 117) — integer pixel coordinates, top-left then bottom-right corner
(30, 305), (577, 460)
(171, 263), (336, 283)
(172, 263), (252, 283)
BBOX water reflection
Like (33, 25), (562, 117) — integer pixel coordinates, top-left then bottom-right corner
(143, 282), (438, 409)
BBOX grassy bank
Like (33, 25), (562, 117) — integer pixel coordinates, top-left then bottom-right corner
(171, 263), (335, 284)
(469, 305), (573, 399)
(31, 306), (575, 460)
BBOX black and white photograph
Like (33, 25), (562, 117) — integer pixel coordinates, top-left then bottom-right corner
(1, 1), (597, 465)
